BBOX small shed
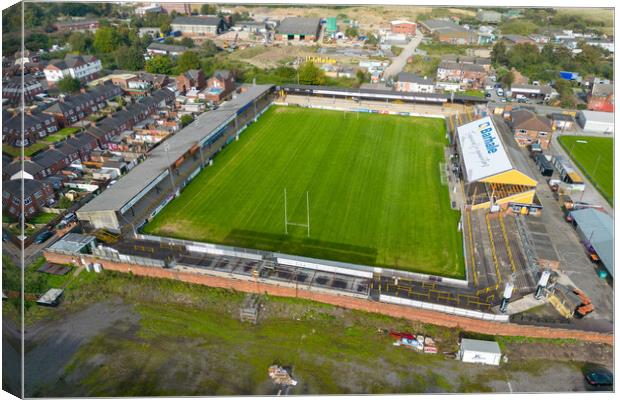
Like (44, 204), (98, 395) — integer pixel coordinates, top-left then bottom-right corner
(458, 338), (502, 366)
(36, 288), (64, 307)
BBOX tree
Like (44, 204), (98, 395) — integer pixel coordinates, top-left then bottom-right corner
(180, 114), (194, 127)
(163, 37), (176, 45)
(177, 51), (201, 73)
(68, 31), (93, 53)
(115, 45), (144, 71)
(356, 69), (369, 84)
(179, 37), (194, 48)
(93, 26), (120, 54)
(160, 22), (172, 35)
(345, 26), (359, 38)
(200, 4), (217, 15)
(145, 55), (175, 75)
(365, 33), (378, 46)
(500, 70), (514, 88)
(200, 39), (219, 56)
(25, 33), (50, 51)
(298, 61), (325, 85)
(57, 76), (82, 93)
(491, 41), (507, 66)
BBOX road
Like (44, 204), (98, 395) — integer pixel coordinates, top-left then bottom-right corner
(383, 34), (423, 79)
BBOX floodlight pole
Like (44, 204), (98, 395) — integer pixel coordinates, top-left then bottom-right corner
(284, 188), (288, 234)
(306, 191), (310, 237)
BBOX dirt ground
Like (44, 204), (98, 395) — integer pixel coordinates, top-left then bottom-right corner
(20, 276), (613, 397)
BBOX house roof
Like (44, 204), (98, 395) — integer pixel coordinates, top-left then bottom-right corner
(511, 84), (553, 94)
(420, 19), (460, 31)
(397, 72), (433, 85)
(3, 160), (45, 177)
(2, 178), (48, 198)
(549, 113), (574, 122)
(438, 61), (486, 73)
(276, 17), (321, 36)
(570, 208), (613, 277)
(511, 109), (552, 131)
(147, 42), (189, 53)
(502, 34), (534, 44)
(32, 148), (67, 169)
(591, 82), (614, 97)
(172, 16), (225, 27)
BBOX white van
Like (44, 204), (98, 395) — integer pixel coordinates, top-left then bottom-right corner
(496, 88), (504, 96)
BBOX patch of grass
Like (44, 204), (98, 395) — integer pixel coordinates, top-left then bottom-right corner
(461, 89), (485, 98)
(144, 106), (464, 278)
(558, 136), (613, 204)
(30, 212), (59, 225)
(42, 127), (80, 143)
(418, 41), (481, 56)
(2, 141), (49, 158)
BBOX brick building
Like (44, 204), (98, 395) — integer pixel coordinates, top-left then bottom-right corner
(177, 69), (207, 93)
(390, 20), (416, 35)
(510, 109), (553, 149)
(436, 61), (488, 89)
(203, 70), (235, 102)
(2, 111), (60, 147)
(2, 179), (55, 221)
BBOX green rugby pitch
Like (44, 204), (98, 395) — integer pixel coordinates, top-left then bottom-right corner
(559, 135), (613, 204)
(144, 106), (464, 278)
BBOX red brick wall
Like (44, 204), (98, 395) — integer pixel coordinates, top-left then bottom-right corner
(43, 251), (613, 345)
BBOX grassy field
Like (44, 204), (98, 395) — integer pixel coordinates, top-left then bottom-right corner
(558, 136), (613, 204)
(144, 107), (464, 278)
(21, 271), (607, 396)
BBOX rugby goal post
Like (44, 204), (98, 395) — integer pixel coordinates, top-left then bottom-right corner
(284, 188), (310, 237)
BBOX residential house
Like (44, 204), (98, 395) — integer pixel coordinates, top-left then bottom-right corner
(436, 61), (488, 89)
(53, 20), (99, 32)
(549, 113), (576, 131)
(3, 160), (46, 181)
(202, 70), (235, 102)
(42, 83), (123, 126)
(2, 179), (55, 220)
(177, 69), (206, 93)
(135, 3), (162, 15)
(66, 133), (99, 161)
(2, 76), (44, 105)
(146, 43), (189, 58)
(394, 72), (434, 93)
(44, 54), (102, 85)
(275, 18), (322, 42)
(390, 20), (416, 35)
(2, 111), (59, 147)
(510, 109), (553, 149)
(32, 147), (73, 177)
(500, 34), (536, 48)
(160, 3), (193, 14)
(171, 16), (229, 36)
(529, 34), (550, 44)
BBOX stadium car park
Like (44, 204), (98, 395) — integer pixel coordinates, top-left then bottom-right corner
(40, 83), (612, 328)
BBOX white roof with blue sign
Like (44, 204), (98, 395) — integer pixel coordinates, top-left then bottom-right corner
(570, 208), (613, 278)
(457, 116), (513, 182)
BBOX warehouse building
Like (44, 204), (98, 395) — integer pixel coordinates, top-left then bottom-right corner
(456, 116), (541, 214)
(569, 208), (613, 279)
(576, 110), (614, 134)
(171, 16), (229, 36)
(275, 17), (322, 42)
(77, 85), (275, 232)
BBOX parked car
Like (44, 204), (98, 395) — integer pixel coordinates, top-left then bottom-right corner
(496, 88), (504, 96)
(34, 230), (53, 244)
(584, 368), (613, 387)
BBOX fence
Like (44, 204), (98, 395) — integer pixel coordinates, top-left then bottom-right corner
(380, 294), (509, 322)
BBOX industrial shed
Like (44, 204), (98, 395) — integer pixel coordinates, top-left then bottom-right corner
(275, 17), (322, 41)
(458, 338), (502, 366)
(570, 208), (613, 279)
(456, 116), (541, 214)
(576, 110), (614, 134)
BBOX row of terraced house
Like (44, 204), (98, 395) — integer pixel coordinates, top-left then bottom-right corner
(2, 88), (175, 221)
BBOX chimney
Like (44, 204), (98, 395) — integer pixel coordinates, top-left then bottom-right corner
(80, 87), (87, 94)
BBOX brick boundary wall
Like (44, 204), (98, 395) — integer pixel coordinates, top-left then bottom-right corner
(44, 251), (613, 345)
